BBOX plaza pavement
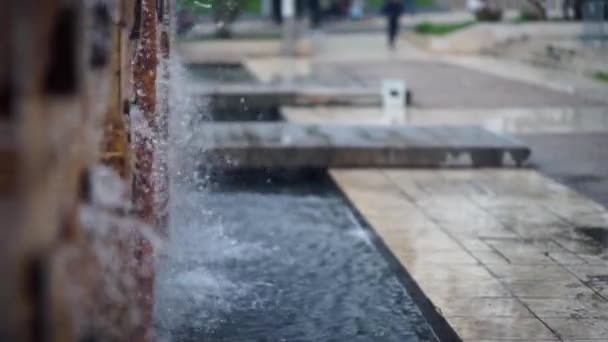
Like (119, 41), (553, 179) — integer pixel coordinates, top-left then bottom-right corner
(294, 33), (608, 341)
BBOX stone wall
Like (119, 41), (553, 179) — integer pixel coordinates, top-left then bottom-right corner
(1, 0), (170, 340)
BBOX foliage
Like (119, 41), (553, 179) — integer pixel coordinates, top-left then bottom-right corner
(242, 0), (262, 12)
(177, 0), (213, 14)
(594, 71), (608, 83)
(414, 21), (475, 35)
(369, 0), (435, 10)
(177, 0), (245, 37)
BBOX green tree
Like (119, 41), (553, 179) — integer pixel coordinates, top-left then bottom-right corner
(177, 0), (245, 37)
(212, 0), (245, 38)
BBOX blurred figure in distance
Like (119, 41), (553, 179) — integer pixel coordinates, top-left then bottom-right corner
(383, 0), (405, 49)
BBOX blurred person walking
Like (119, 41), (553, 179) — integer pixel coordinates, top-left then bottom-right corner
(310, 0), (322, 28)
(383, 0), (405, 49)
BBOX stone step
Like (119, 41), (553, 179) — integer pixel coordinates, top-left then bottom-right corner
(192, 123), (531, 169)
(191, 83), (412, 109)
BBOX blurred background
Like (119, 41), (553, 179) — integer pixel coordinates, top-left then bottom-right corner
(2, 1), (608, 341)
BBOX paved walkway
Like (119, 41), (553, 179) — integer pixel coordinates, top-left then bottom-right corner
(239, 33), (608, 105)
(523, 132), (608, 208)
(282, 106), (608, 135)
(311, 60), (604, 108)
(285, 105), (608, 340)
(436, 54), (608, 105)
(332, 168), (608, 341)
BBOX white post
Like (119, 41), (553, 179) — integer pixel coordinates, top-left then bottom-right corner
(382, 80), (408, 124)
(281, 0), (297, 56)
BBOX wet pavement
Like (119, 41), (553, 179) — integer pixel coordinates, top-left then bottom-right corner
(312, 61), (604, 108)
(521, 132), (608, 208)
(282, 106), (608, 134)
(332, 169), (608, 341)
(282, 106), (608, 210)
(177, 30), (608, 340)
(195, 122), (530, 169)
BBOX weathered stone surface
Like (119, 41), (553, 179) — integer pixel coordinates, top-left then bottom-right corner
(331, 168), (608, 341)
(3, 1), (169, 340)
(194, 123), (531, 169)
(192, 83), (395, 109)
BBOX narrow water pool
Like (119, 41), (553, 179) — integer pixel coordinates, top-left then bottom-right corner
(155, 172), (439, 342)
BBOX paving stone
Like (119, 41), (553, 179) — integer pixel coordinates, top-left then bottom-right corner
(400, 262), (511, 301)
(542, 318), (608, 340)
(483, 239), (564, 265)
(486, 264), (578, 281)
(505, 279), (596, 298)
(405, 264), (497, 282)
(441, 224), (519, 240)
(436, 297), (532, 318)
(448, 317), (558, 340)
(483, 204), (574, 237)
(547, 251), (589, 265)
(453, 237), (496, 252)
(469, 250), (511, 265)
(415, 273), (511, 300)
(564, 265), (608, 294)
(576, 253), (608, 266)
(396, 249), (480, 266)
(553, 234), (606, 255)
(381, 229), (464, 255)
(578, 294), (608, 319)
(331, 169), (608, 340)
(386, 181), (519, 239)
(521, 296), (608, 319)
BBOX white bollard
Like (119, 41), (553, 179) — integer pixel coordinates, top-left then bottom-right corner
(281, 0), (295, 17)
(382, 80), (408, 124)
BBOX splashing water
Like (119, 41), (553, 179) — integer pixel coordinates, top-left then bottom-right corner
(154, 48), (238, 339)
(152, 12), (438, 341)
(150, 50), (439, 339)
(153, 27), (280, 340)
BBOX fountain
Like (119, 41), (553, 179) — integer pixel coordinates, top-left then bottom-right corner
(153, 13), (442, 340)
(2, 1), (519, 341)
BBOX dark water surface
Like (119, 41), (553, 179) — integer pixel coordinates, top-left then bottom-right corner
(155, 173), (438, 342)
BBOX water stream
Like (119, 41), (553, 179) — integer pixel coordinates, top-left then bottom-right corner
(153, 59), (439, 341)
